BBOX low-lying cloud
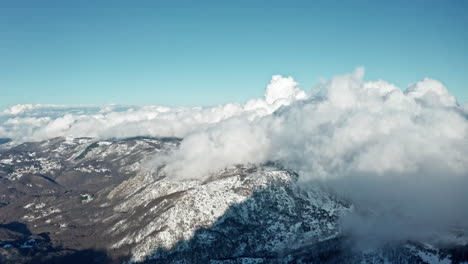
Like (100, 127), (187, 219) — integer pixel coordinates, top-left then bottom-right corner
(150, 68), (468, 247)
(0, 74), (305, 142)
(2, 68), (468, 247)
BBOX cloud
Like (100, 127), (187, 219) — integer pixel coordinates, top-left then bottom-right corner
(0, 75), (305, 142)
(264, 75), (307, 104)
(154, 117), (271, 180)
(150, 68), (468, 246)
(406, 78), (457, 107)
(2, 104), (36, 115)
(2, 68), (467, 246)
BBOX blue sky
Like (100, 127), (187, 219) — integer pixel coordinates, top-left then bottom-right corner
(1, 0), (467, 109)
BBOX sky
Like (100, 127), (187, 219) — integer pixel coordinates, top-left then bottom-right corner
(1, 0), (467, 109)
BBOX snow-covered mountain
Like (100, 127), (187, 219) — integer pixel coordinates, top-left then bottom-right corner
(0, 137), (466, 263)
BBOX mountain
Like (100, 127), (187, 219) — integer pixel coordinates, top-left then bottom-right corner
(0, 137), (466, 263)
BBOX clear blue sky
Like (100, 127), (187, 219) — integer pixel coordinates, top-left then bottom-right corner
(1, 0), (467, 109)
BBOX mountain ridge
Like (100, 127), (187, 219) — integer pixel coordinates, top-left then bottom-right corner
(0, 136), (465, 263)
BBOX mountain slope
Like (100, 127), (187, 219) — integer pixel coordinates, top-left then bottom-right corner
(0, 137), (465, 263)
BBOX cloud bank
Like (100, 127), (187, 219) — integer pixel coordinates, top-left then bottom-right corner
(0, 74), (305, 142)
(151, 68), (468, 246)
(2, 68), (468, 246)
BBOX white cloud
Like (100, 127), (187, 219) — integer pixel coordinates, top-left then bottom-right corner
(406, 78), (458, 107)
(149, 68), (468, 246)
(264, 75), (307, 104)
(0, 75), (305, 142)
(2, 104), (36, 115)
(155, 117), (271, 180)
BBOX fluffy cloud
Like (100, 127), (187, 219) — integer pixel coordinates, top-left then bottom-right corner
(154, 117), (271, 180)
(2, 68), (467, 246)
(0, 75), (304, 142)
(406, 78), (457, 107)
(151, 68), (468, 246)
(161, 68), (466, 179)
(264, 75), (307, 104)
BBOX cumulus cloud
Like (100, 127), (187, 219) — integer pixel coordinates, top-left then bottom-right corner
(264, 75), (307, 104)
(0, 75), (304, 142)
(150, 68), (468, 247)
(2, 68), (467, 247)
(406, 78), (457, 107)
